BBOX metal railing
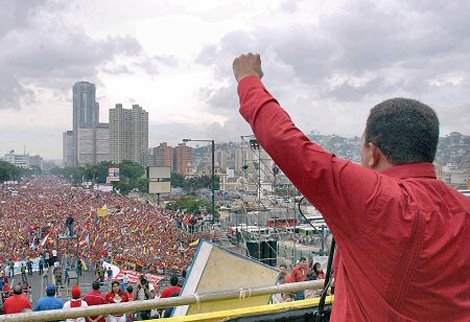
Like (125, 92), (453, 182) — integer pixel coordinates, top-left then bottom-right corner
(0, 280), (326, 322)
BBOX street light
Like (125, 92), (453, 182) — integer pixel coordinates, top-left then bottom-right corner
(182, 138), (215, 225)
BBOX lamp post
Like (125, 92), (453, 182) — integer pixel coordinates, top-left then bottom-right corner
(182, 139), (215, 225)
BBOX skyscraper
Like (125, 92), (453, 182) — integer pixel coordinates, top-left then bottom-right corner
(63, 81), (109, 167)
(72, 81), (98, 167)
(174, 143), (192, 175)
(154, 142), (174, 171)
(63, 130), (73, 167)
(109, 104), (148, 164)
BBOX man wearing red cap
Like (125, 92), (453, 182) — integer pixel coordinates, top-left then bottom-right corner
(63, 285), (88, 322)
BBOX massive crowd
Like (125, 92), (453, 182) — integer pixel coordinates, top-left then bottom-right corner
(0, 176), (207, 275)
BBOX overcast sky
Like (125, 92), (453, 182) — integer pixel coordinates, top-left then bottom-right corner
(1, 0), (469, 160)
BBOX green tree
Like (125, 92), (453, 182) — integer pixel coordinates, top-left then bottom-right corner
(119, 160), (145, 181)
(0, 161), (21, 181)
(166, 197), (212, 215)
(171, 172), (185, 188)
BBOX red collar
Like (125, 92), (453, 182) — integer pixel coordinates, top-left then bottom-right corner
(381, 163), (436, 179)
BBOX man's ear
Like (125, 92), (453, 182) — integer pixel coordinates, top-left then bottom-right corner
(368, 142), (382, 168)
(369, 142), (393, 171)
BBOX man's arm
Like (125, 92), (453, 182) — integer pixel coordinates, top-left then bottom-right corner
(233, 53), (386, 242)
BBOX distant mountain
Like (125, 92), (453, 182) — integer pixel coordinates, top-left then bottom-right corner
(305, 131), (470, 168)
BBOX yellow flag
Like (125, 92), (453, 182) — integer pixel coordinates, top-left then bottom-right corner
(97, 207), (108, 217)
(189, 239), (200, 247)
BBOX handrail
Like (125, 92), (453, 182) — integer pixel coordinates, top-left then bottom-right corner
(0, 280), (326, 322)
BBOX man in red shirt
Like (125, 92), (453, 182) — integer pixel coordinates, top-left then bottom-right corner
(233, 53), (470, 321)
(291, 257), (309, 300)
(160, 275), (181, 299)
(83, 281), (106, 322)
(3, 284), (32, 314)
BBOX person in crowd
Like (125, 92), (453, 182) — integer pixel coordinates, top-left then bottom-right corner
(63, 285), (88, 322)
(105, 280), (129, 322)
(76, 257), (83, 277)
(290, 257), (310, 300)
(38, 257), (44, 276)
(34, 284), (64, 311)
(26, 259), (33, 275)
(122, 273), (129, 292)
(3, 284), (32, 314)
(107, 267), (113, 280)
(311, 262), (326, 280)
(125, 285), (136, 322)
(232, 52), (470, 321)
(83, 280), (106, 322)
(278, 263), (293, 283)
(135, 275), (154, 320)
(20, 263), (27, 282)
(160, 275), (181, 299)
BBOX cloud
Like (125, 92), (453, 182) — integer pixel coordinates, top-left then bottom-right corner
(195, 0), (470, 136)
(0, 1), (142, 110)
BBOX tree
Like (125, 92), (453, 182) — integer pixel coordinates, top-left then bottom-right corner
(171, 172), (185, 188)
(119, 160), (145, 181)
(166, 198), (213, 215)
(0, 161), (21, 181)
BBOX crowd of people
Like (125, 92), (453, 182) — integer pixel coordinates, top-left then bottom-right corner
(274, 258), (327, 303)
(3, 274), (183, 321)
(0, 175), (210, 319)
(0, 176), (208, 275)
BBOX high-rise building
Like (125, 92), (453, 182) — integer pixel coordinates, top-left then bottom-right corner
(215, 149), (228, 171)
(109, 104), (148, 164)
(154, 142), (174, 171)
(174, 143), (192, 175)
(29, 155), (44, 170)
(63, 130), (74, 168)
(72, 81), (98, 167)
(4, 150), (29, 168)
(77, 124), (109, 165)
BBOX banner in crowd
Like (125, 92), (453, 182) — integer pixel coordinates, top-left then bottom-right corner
(102, 261), (165, 285)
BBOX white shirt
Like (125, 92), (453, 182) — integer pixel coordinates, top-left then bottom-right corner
(63, 299), (88, 322)
(123, 274), (129, 283)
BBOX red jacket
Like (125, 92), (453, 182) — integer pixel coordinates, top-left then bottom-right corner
(160, 286), (181, 299)
(83, 290), (106, 322)
(291, 265), (309, 283)
(3, 294), (32, 314)
(238, 76), (470, 321)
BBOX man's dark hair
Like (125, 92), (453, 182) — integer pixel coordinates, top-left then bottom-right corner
(46, 288), (56, 297)
(170, 274), (178, 286)
(126, 285), (133, 293)
(365, 98), (439, 164)
(13, 285), (23, 295)
(92, 280), (100, 290)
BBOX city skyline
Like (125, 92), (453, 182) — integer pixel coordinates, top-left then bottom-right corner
(1, 1), (470, 159)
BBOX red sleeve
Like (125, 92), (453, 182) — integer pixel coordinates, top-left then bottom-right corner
(238, 76), (385, 243)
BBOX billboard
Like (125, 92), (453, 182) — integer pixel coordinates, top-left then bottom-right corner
(147, 166), (171, 179)
(148, 181), (171, 194)
(108, 167), (120, 182)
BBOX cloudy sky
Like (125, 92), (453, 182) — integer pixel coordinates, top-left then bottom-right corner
(1, 0), (469, 160)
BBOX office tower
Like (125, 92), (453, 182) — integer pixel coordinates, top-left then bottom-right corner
(234, 146), (244, 175)
(63, 130), (74, 167)
(29, 155), (44, 170)
(72, 81), (99, 167)
(109, 104), (149, 164)
(77, 123), (109, 165)
(215, 149), (227, 170)
(174, 143), (192, 175)
(154, 142), (174, 171)
(4, 150), (29, 168)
